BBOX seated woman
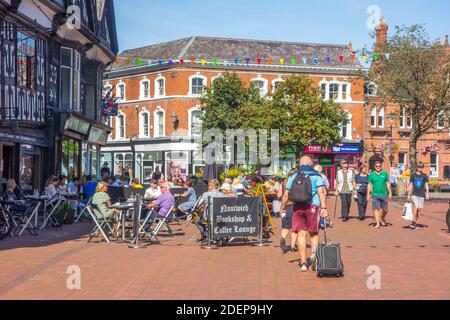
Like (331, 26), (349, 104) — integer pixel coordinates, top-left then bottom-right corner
(178, 181), (197, 215)
(91, 181), (119, 220)
(1, 179), (28, 213)
(45, 175), (65, 205)
(195, 179), (220, 242)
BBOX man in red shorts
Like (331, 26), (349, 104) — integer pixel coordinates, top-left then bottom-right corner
(280, 156), (329, 272)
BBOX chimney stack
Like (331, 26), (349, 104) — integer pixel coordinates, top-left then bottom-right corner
(375, 18), (388, 52)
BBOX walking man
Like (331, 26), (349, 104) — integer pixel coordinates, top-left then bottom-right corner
(407, 162), (429, 230)
(335, 160), (355, 222)
(280, 156), (329, 272)
(367, 161), (392, 229)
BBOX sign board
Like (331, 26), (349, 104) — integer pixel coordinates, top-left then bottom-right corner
(210, 197), (260, 238)
(332, 146), (360, 154)
(305, 145), (360, 154)
(0, 132), (48, 147)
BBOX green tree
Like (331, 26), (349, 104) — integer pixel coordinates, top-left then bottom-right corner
(368, 25), (450, 170)
(271, 75), (347, 158)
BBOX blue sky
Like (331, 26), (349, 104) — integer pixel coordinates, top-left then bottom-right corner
(114, 0), (449, 52)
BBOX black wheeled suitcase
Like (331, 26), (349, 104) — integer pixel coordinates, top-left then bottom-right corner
(315, 222), (344, 278)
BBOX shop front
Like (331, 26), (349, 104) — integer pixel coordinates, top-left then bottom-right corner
(304, 145), (362, 190)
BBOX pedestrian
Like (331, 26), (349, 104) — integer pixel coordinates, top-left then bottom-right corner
(389, 164), (399, 196)
(277, 168), (298, 254)
(402, 164), (411, 196)
(367, 161), (392, 229)
(280, 156), (328, 272)
(335, 160), (355, 222)
(407, 162), (430, 230)
(353, 165), (369, 221)
(314, 165), (330, 190)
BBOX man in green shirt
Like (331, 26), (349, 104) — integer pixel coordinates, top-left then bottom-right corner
(367, 161), (392, 229)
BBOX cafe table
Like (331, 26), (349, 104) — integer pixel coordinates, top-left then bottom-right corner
(112, 202), (134, 242)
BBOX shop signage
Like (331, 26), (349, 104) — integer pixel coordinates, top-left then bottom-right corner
(0, 132), (48, 146)
(319, 155), (333, 166)
(305, 145), (360, 154)
(304, 146), (332, 154)
(210, 197), (260, 238)
(332, 146), (360, 154)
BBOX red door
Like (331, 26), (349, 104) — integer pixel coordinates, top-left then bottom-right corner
(324, 166), (335, 190)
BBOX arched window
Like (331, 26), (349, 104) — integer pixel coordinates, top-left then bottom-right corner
(378, 106), (385, 128)
(370, 105), (377, 128)
(139, 110), (150, 138)
(154, 108), (165, 137)
(189, 75), (207, 96)
(188, 107), (203, 138)
(364, 82), (377, 97)
(251, 77), (268, 96)
(116, 112), (126, 139)
(340, 111), (353, 140)
(155, 75), (166, 97)
(140, 79), (150, 99)
(117, 82), (125, 101)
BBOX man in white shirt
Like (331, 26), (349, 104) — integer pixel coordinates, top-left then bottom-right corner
(144, 180), (161, 199)
(335, 160), (355, 222)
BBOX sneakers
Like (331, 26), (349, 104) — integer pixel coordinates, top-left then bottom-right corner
(291, 246), (298, 253)
(299, 262), (308, 272)
(280, 238), (288, 254)
(310, 254), (317, 271)
(409, 222), (417, 229)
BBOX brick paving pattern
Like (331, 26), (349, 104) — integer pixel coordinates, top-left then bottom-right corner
(0, 198), (449, 300)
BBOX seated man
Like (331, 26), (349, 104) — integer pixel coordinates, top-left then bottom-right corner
(2, 179), (28, 213)
(144, 180), (161, 200)
(83, 175), (97, 201)
(145, 182), (176, 228)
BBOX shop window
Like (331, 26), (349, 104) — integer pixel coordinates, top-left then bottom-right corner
(114, 154), (124, 176)
(17, 32), (36, 90)
(430, 153), (438, 178)
(61, 138), (80, 180)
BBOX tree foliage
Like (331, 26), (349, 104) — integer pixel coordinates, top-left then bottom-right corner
(369, 25), (450, 169)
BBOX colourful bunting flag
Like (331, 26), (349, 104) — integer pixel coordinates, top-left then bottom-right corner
(350, 55), (356, 62)
(158, 59), (163, 65)
(212, 58), (217, 65)
(362, 53), (367, 62)
(224, 60), (229, 66)
(339, 55), (344, 62)
(326, 56), (331, 63)
(115, 57), (121, 63)
(291, 57), (296, 65)
(137, 58), (142, 65)
(257, 58), (262, 65)
(384, 53), (390, 60)
(179, 58), (184, 64)
(268, 58), (273, 65)
(279, 58), (285, 65)
(190, 58), (195, 64)
(234, 57), (239, 64)
(126, 58), (131, 64)
(245, 58), (250, 65)
(201, 59), (206, 66)
(303, 57), (308, 64)
(168, 59), (173, 65)
(147, 59), (153, 65)
(373, 53), (379, 61)
(312, 57), (318, 64)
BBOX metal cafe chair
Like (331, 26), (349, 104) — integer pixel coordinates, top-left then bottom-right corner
(86, 204), (115, 244)
(141, 205), (175, 243)
(39, 193), (64, 230)
(74, 195), (93, 223)
(12, 201), (41, 237)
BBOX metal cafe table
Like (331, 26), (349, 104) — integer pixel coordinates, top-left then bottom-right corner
(112, 200), (134, 243)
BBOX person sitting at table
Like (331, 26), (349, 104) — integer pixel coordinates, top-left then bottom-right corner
(195, 179), (221, 243)
(83, 175), (97, 201)
(178, 181), (197, 215)
(68, 177), (81, 194)
(58, 175), (68, 193)
(91, 181), (120, 234)
(144, 180), (161, 200)
(131, 178), (144, 189)
(45, 175), (65, 204)
(219, 183), (237, 197)
(1, 179), (28, 213)
(232, 178), (246, 196)
(145, 182), (176, 226)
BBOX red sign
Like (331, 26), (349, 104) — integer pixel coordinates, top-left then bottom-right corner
(305, 146), (332, 154)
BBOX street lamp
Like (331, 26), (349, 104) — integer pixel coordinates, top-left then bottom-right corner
(172, 112), (179, 130)
(389, 112), (395, 168)
(130, 135), (139, 179)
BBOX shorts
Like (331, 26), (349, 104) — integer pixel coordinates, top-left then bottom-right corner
(292, 203), (320, 234)
(403, 179), (410, 184)
(281, 205), (293, 229)
(372, 196), (388, 211)
(411, 196), (424, 209)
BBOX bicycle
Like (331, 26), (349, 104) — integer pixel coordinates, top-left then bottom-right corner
(0, 203), (13, 240)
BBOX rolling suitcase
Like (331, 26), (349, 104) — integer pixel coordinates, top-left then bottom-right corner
(315, 221), (344, 278)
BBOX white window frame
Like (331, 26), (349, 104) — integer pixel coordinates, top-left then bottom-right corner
(399, 107), (405, 128)
(406, 111), (412, 129)
(251, 76), (268, 96)
(370, 105), (377, 128)
(154, 75), (166, 98)
(437, 110), (445, 129)
(139, 108), (151, 138)
(319, 81), (329, 100)
(116, 81), (126, 102)
(340, 111), (353, 140)
(271, 77), (284, 93)
(430, 153), (439, 178)
(378, 106), (385, 128)
(188, 74), (207, 96)
(398, 152), (407, 166)
(115, 111), (126, 140)
(341, 83), (351, 101)
(329, 83), (339, 101)
(365, 82), (377, 97)
(153, 107), (166, 137)
(139, 78), (150, 100)
(188, 106), (203, 137)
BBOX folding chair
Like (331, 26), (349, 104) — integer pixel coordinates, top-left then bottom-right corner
(86, 204), (115, 244)
(175, 197), (202, 224)
(12, 201), (40, 237)
(75, 195), (93, 223)
(40, 193), (64, 230)
(142, 205), (175, 243)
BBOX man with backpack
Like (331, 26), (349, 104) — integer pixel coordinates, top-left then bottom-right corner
(280, 156), (329, 272)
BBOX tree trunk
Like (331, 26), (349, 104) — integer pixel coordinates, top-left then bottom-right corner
(409, 134), (419, 172)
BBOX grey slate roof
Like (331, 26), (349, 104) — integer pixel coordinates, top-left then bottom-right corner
(109, 36), (363, 73)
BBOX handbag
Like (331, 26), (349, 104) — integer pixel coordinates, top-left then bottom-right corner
(402, 202), (413, 221)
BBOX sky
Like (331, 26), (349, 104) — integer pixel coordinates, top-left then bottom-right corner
(114, 0), (449, 53)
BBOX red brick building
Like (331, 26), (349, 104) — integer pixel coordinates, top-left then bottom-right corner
(364, 20), (450, 184)
(101, 37), (366, 185)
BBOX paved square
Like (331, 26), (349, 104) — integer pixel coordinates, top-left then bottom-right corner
(0, 199), (449, 300)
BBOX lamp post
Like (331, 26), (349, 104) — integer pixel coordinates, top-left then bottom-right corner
(172, 111), (179, 130)
(389, 112), (395, 168)
(130, 135), (139, 180)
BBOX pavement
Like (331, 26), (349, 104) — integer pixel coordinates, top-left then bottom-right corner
(0, 198), (449, 300)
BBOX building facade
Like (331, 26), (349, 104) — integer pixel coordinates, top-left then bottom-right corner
(102, 36), (366, 186)
(364, 20), (450, 182)
(0, 0), (118, 192)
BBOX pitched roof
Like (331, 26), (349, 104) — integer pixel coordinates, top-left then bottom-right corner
(110, 36), (363, 72)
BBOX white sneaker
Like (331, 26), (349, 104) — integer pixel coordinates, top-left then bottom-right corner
(299, 263), (308, 272)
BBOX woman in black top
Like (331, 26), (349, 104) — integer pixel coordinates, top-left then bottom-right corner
(353, 165), (369, 221)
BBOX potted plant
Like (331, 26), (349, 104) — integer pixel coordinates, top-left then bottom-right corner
(56, 202), (76, 225)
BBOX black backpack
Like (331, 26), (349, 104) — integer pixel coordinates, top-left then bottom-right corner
(288, 171), (319, 204)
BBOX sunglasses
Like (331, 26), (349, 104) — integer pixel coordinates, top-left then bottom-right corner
(375, 166), (382, 168)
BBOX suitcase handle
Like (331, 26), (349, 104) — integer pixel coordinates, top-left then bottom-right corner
(323, 214), (328, 244)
